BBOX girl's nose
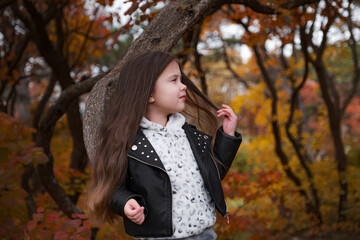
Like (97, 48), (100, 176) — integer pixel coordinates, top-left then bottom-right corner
(180, 82), (187, 90)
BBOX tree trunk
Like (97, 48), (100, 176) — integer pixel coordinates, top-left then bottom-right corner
(314, 62), (348, 221)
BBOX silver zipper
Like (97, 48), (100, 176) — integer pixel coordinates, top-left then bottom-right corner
(226, 204), (230, 224)
(128, 154), (166, 172)
(127, 154), (174, 231)
(210, 154), (230, 224)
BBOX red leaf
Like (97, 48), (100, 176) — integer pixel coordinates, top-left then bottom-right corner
(37, 207), (44, 213)
(46, 213), (58, 223)
(71, 213), (88, 219)
(54, 231), (68, 240)
(76, 226), (89, 234)
(63, 219), (81, 230)
(27, 219), (37, 231)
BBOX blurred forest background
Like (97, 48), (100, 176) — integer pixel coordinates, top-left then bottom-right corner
(1, 0), (360, 239)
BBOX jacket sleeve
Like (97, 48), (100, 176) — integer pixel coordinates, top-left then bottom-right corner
(213, 127), (242, 180)
(109, 184), (147, 217)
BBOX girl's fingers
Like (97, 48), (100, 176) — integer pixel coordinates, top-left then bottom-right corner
(124, 199), (145, 224)
(217, 105), (236, 118)
(126, 199), (140, 208)
(138, 213), (145, 224)
(217, 104), (238, 136)
(130, 206), (143, 217)
(132, 207), (145, 224)
(134, 212), (145, 224)
(132, 207), (144, 219)
(217, 109), (235, 118)
(221, 104), (233, 112)
(217, 111), (228, 118)
(221, 104), (231, 109)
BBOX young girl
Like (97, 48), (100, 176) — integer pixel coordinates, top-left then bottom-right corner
(88, 51), (242, 239)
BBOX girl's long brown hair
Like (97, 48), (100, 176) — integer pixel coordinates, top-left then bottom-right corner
(88, 51), (219, 224)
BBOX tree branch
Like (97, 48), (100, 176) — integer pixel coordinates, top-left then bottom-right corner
(253, 43), (316, 215)
(71, 7), (99, 69)
(32, 73), (57, 133)
(317, 2), (335, 59)
(18, 0), (74, 87)
(281, 42), (322, 223)
(341, 2), (360, 116)
(8, 33), (30, 76)
(36, 74), (103, 217)
(305, 1), (348, 221)
(279, 0), (319, 10)
(223, 0), (320, 14)
(21, 164), (37, 219)
(220, 36), (250, 89)
(192, 24), (208, 95)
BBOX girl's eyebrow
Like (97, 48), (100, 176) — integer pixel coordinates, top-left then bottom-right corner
(168, 74), (181, 79)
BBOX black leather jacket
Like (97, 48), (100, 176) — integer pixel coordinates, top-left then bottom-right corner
(109, 123), (242, 238)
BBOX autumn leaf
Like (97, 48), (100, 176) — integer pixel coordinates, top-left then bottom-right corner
(62, 219), (81, 230)
(27, 219), (37, 231)
(54, 231), (68, 240)
(46, 213), (58, 223)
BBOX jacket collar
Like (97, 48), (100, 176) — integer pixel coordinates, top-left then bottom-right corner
(128, 131), (165, 170)
(182, 123), (212, 167)
(128, 123), (212, 170)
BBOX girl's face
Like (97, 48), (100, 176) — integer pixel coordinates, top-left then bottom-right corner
(147, 60), (187, 118)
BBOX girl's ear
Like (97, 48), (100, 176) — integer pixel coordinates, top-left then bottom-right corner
(149, 96), (155, 103)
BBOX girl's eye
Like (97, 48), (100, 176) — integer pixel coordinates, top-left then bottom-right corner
(171, 78), (177, 82)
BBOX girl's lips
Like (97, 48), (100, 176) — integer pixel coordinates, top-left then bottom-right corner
(180, 95), (186, 100)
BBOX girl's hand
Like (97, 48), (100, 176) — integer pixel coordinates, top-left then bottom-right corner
(124, 199), (145, 225)
(217, 104), (238, 136)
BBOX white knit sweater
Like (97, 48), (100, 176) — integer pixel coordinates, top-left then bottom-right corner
(140, 113), (216, 239)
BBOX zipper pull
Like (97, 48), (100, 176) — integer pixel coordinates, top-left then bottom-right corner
(226, 210), (230, 224)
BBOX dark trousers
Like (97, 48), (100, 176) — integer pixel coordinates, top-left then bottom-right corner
(140, 227), (217, 240)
